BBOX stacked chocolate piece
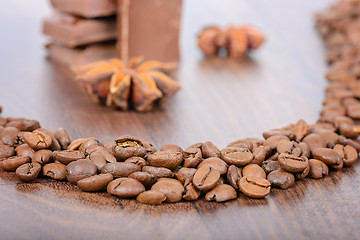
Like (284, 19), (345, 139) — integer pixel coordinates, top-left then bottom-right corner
(43, 0), (118, 66)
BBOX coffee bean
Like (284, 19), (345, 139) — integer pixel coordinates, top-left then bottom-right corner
(77, 173), (113, 192)
(302, 133), (326, 152)
(101, 162), (140, 178)
(278, 153), (309, 173)
(42, 162), (67, 180)
(251, 145), (269, 165)
(221, 147), (254, 167)
(277, 140), (302, 156)
(142, 142), (157, 156)
(66, 159), (97, 184)
(293, 119), (309, 141)
(333, 144), (358, 167)
(151, 178), (184, 203)
(183, 183), (201, 201)
(54, 128), (71, 150)
(85, 145), (117, 163)
(188, 142), (203, 149)
(183, 147), (202, 168)
(193, 165), (220, 191)
(262, 159), (280, 174)
(39, 129), (61, 151)
(1, 127), (20, 147)
(200, 157), (227, 173)
(175, 167), (197, 185)
(24, 129), (52, 150)
(112, 136), (146, 160)
(32, 149), (53, 165)
(242, 164), (266, 179)
(129, 171), (157, 187)
(124, 156), (147, 168)
(78, 137), (103, 153)
(239, 176), (271, 198)
(104, 142), (115, 153)
(267, 170), (295, 189)
(15, 144), (35, 159)
(205, 184), (237, 202)
(227, 139), (253, 151)
(294, 162), (310, 180)
(263, 135), (289, 150)
(263, 130), (294, 140)
(142, 166), (174, 178)
(87, 151), (107, 171)
(312, 147), (342, 166)
(226, 165), (242, 189)
(299, 142), (311, 158)
(147, 151), (183, 170)
(6, 119), (40, 132)
(0, 156), (30, 171)
(0, 145), (15, 159)
(313, 129), (339, 148)
(67, 138), (86, 151)
(201, 141), (220, 158)
(15, 162), (42, 182)
(308, 159), (329, 179)
(53, 150), (85, 165)
(160, 143), (183, 153)
(107, 178), (145, 198)
(136, 190), (167, 205)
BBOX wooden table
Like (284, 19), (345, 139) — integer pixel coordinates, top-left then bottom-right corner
(1, 0), (359, 239)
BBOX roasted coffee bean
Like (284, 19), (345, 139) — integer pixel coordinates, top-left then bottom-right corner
(251, 145), (269, 165)
(302, 133), (326, 152)
(263, 130), (294, 140)
(0, 116), (6, 126)
(78, 137), (103, 153)
(42, 162), (67, 180)
(239, 176), (271, 198)
(278, 153), (309, 173)
(53, 150), (85, 165)
(107, 178), (145, 198)
(338, 123), (359, 139)
(137, 190), (167, 205)
(24, 129), (52, 150)
(267, 170), (295, 189)
(113, 136), (146, 160)
(293, 119), (309, 141)
(0, 145), (15, 159)
(129, 171), (157, 187)
(66, 159), (97, 184)
(175, 167), (197, 185)
(312, 148), (342, 166)
(32, 149), (53, 165)
(101, 162), (140, 178)
(221, 147), (254, 167)
(188, 142), (203, 149)
(201, 141), (220, 158)
(0, 156), (30, 171)
(183, 183), (201, 201)
(85, 145), (116, 163)
(277, 140), (301, 156)
(263, 135), (289, 150)
(205, 184), (237, 202)
(299, 142), (311, 158)
(142, 166), (174, 178)
(242, 164), (266, 179)
(308, 159), (329, 179)
(67, 138), (86, 151)
(147, 151), (183, 170)
(15, 162), (42, 182)
(227, 139), (253, 151)
(151, 178), (184, 203)
(183, 147), (202, 168)
(15, 144), (35, 159)
(88, 151), (107, 171)
(333, 144), (358, 167)
(143, 142), (157, 156)
(243, 138), (264, 149)
(193, 165), (220, 191)
(6, 119), (40, 132)
(160, 143), (183, 153)
(124, 156), (147, 168)
(77, 173), (113, 192)
(197, 157), (228, 175)
(104, 142), (115, 152)
(226, 165), (242, 189)
(54, 128), (71, 149)
(262, 160), (280, 174)
(1, 127), (20, 146)
(39, 129), (61, 151)
(312, 129), (339, 148)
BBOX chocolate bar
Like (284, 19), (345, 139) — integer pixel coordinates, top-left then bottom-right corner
(50, 0), (116, 18)
(117, 0), (182, 62)
(43, 15), (117, 48)
(47, 42), (117, 66)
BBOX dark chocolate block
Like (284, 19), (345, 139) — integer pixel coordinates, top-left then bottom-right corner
(43, 15), (117, 48)
(117, 0), (182, 62)
(47, 42), (116, 66)
(50, 0), (116, 18)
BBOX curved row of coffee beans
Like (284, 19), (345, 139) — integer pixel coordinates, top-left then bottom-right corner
(0, 103), (359, 204)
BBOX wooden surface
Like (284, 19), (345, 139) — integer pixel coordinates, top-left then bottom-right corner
(0, 0), (359, 239)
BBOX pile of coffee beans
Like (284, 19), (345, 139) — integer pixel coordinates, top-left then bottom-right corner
(0, 0), (359, 205)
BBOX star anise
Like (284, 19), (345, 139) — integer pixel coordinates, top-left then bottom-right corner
(198, 26), (265, 58)
(72, 57), (181, 111)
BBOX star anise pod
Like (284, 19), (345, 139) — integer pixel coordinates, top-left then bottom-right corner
(198, 26), (265, 58)
(72, 57), (181, 111)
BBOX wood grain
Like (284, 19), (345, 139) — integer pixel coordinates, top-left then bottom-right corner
(0, 0), (358, 239)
